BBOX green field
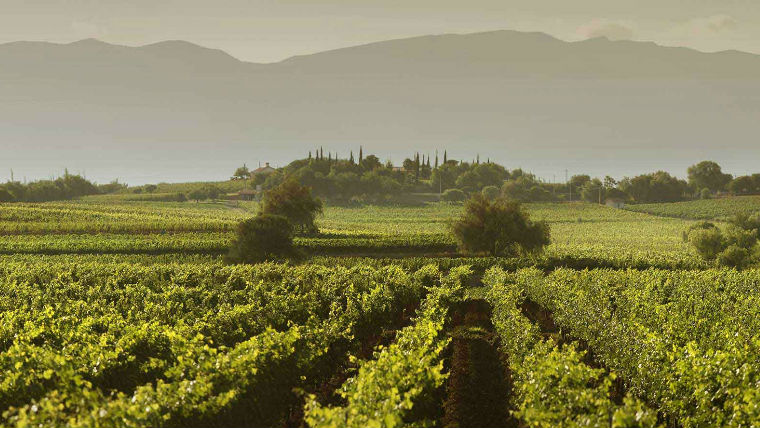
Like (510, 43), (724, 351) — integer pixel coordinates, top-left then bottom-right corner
(625, 195), (760, 220)
(0, 199), (702, 267)
(3, 197), (760, 427)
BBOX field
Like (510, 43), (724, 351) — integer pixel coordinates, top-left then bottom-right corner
(3, 195), (760, 427)
(624, 195), (760, 220)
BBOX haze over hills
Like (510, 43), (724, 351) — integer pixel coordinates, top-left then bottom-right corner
(2, 30), (760, 184)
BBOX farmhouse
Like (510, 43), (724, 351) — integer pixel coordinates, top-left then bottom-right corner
(252, 162), (276, 176)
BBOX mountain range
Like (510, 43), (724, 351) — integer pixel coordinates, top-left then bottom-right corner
(2, 30), (759, 184)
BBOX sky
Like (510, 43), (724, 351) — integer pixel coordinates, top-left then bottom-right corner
(1, 0), (758, 62)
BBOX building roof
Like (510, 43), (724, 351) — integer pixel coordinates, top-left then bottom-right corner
(252, 162), (276, 175)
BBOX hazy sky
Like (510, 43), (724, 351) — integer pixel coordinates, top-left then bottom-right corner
(1, 0), (758, 62)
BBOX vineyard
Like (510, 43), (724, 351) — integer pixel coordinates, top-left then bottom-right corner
(2, 198), (760, 427)
(625, 195), (760, 220)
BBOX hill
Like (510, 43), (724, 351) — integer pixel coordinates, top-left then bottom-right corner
(2, 30), (760, 184)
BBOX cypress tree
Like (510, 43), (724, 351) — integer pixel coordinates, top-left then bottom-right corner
(443, 150), (447, 164)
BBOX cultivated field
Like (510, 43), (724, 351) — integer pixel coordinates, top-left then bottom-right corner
(2, 196), (760, 427)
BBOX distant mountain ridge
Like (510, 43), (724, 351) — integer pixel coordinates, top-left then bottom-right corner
(2, 30), (760, 184)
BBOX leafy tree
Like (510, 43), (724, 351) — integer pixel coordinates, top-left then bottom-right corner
(260, 180), (323, 235)
(188, 188), (208, 202)
(431, 165), (459, 192)
(687, 161), (732, 192)
(232, 164), (250, 180)
(569, 175), (591, 190)
(451, 194), (550, 257)
(225, 214), (298, 264)
(360, 155), (382, 171)
(579, 178), (604, 203)
(0, 188), (13, 202)
(98, 180), (127, 194)
(441, 189), (466, 202)
(204, 184), (222, 200)
(728, 175), (760, 195)
(618, 171), (688, 203)
(144, 184), (158, 193)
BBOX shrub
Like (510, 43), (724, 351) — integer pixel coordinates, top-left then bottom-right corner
(717, 245), (752, 269)
(225, 214), (298, 264)
(481, 185), (500, 201)
(687, 228), (725, 261)
(723, 225), (758, 249)
(700, 188), (712, 199)
(730, 213), (760, 235)
(681, 221), (717, 242)
(442, 189), (466, 203)
(261, 180), (323, 235)
(451, 194), (550, 257)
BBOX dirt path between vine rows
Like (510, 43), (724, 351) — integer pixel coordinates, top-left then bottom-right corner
(441, 299), (518, 428)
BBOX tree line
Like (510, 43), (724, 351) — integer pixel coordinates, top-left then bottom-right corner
(0, 172), (125, 203)
(233, 149), (753, 204)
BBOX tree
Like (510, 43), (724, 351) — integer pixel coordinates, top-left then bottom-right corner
(232, 164), (250, 180)
(188, 188), (208, 202)
(728, 175), (760, 195)
(360, 154), (382, 171)
(144, 184), (158, 193)
(260, 179), (323, 235)
(452, 194), (550, 257)
(225, 214), (298, 264)
(618, 171), (688, 203)
(0, 188), (13, 203)
(441, 188), (466, 202)
(204, 184), (222, 200)
(687, 161), (732, 193)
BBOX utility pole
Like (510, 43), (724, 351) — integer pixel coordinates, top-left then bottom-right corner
(552, 174), (556, 195)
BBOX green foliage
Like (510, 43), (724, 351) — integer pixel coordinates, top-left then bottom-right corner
(232, 164), (250, 180)
(0, 262), (435, 427)
(441, 188), (466, 202)
(688, 161), (732, 192)
(305, 267), (467, 428)
(728, 174), (760, 195)
(625, 196), (760, 220)
(225, 215), (297, 264)
(452, 195), (550, 256)
(618, 171), (689, 203)
(481, 185), (500, 200)
(260, 180), (323, 235)
(686, 215), (759, 267)
(512, 267), (760, 427)
(0, 174), (100, 203)
(484, 267), (659, 428)
(687, 227), (725, 260)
